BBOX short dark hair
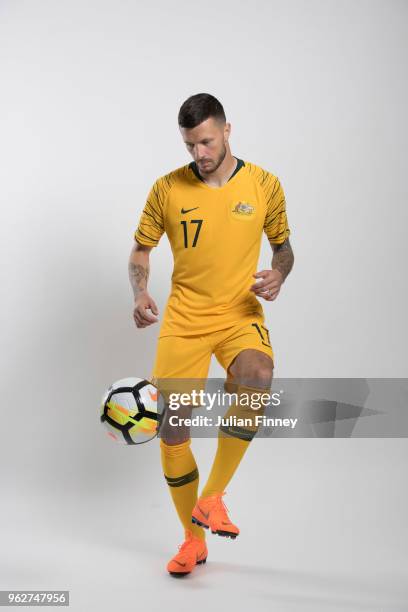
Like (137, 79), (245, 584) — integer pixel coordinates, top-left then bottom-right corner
(178, 93), (226, 129)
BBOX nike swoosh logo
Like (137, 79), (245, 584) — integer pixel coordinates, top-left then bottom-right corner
(174, 560), (186, 567)
(181, 207), (199, 214)
(221, 521), (232, 525)
(198, 506), (210, 519)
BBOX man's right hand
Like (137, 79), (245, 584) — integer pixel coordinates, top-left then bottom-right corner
(133, 291), (159, 328)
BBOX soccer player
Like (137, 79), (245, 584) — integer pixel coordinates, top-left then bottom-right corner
(129, 93), (294, 577)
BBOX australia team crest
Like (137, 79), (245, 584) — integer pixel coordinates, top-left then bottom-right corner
(231, 201), (256, 222)
(232, 202), (254, 215)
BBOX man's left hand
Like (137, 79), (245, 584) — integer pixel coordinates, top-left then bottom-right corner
(250, 269), (283, 301)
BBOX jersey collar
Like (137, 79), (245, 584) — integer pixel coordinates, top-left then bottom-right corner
(189, 156), (245, 184)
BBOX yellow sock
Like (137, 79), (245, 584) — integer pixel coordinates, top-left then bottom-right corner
(160, 438), (206, 541)
(200, 383), (266, 497)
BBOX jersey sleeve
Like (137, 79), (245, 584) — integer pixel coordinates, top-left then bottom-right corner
(263, 175), (291, 245)
(134, 178), (166, 247)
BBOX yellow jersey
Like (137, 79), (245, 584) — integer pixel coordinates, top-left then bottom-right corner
(134, 157), (291, 337)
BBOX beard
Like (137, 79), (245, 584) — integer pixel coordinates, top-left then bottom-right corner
(198, 143), (227, 174)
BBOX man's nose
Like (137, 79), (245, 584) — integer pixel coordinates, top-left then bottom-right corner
(194, 144), (205, 159)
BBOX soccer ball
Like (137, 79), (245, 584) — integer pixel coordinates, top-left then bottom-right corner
(100, 377), (162, 444)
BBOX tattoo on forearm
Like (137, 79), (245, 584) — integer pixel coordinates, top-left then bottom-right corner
(129, 262), (149, 296)
(271, 239), (294, 282)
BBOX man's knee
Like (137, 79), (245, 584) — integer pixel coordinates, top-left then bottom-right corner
(253, 365), (274, 388)
(230, 361), (273, 388)
(229, 349), (273, 383)
(158, 403), (193, 445)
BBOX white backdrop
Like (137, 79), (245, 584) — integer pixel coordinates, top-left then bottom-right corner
(1, 1), (407, 610)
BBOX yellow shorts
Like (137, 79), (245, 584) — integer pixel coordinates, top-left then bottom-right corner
(149, 317), (274, 405)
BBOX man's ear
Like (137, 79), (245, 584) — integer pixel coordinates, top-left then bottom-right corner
(224, 121), (231, 141)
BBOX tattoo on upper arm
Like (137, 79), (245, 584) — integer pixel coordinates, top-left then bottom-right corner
(273, 238), (291, 251)
(271, 238), (294, 281)
(129, 262), (149, 292)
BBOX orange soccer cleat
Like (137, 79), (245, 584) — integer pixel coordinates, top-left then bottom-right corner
(167, 529), (208, 577)
(191, 491), (239, 539)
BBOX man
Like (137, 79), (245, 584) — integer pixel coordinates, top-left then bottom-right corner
(129, 93), (294, 577)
